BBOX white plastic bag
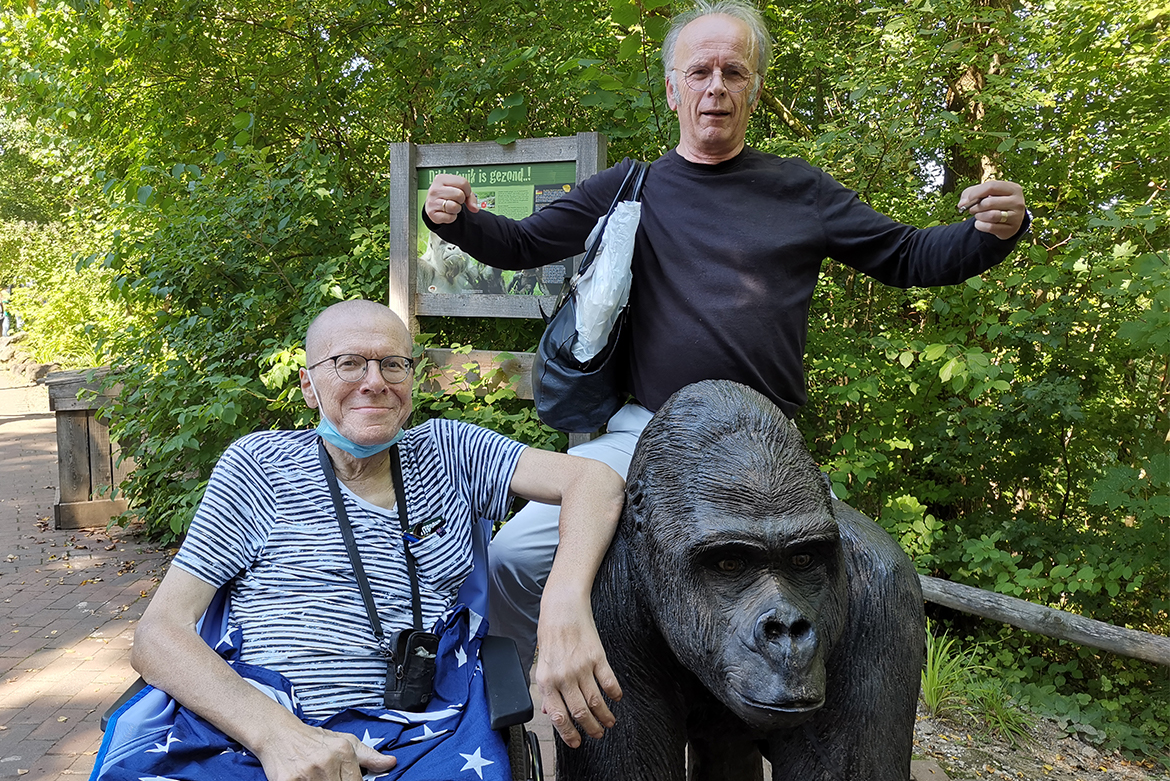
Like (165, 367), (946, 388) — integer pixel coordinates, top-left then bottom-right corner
(571, 200), (641, 363)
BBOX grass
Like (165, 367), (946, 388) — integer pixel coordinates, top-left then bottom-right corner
(921, 621), (982, 718)
(921, 621), (1036, 747)
(965, 678), (1036, 748)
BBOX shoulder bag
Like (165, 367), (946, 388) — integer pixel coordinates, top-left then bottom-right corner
(531, 159), (649, 433)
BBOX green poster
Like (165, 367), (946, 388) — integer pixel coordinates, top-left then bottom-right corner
(416, 162), (578, 295)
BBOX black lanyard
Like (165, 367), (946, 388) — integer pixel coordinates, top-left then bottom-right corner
(317, 439), (423, 656)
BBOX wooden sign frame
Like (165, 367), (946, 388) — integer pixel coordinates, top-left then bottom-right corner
(388, 132), (605, 433)
(388, 133), (607, 328)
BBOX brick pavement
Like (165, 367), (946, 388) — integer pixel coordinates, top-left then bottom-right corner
(0, 373), (173, 779)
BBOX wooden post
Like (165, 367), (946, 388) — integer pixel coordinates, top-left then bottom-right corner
(388, 141), (418, 331)
(44, 369), (132, 529)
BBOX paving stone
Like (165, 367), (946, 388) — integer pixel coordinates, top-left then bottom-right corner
(911, 758), (952, 780)
(0, 737), (55, 773)
(0, 719), (37, 750)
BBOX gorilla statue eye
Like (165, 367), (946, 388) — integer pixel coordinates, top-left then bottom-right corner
(791, 553), (813, 569)
(716, 558), (745, 574)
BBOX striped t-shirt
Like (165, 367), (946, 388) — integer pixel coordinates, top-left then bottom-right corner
(173, 419), (526, 718)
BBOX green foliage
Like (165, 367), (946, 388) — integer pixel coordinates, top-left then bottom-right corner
(0, 114), (126, 365)
(92, 140), (390, 542)
(923, 623), (1037, 748)
(0, 218), (127, 366)
(411, 339), (566, 453)
(965, 678), (1036, 749)
(0, 0), (1166, 759)
(976, 629), (1170, 758)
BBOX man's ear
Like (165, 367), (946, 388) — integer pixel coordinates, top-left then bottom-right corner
(665, 75), (680, 112)
(300, 368), (319, 409)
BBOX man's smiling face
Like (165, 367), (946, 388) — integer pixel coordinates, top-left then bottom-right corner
(666, 13), (759, 165)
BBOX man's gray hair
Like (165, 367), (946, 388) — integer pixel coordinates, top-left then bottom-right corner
(662, 0), (772, 103)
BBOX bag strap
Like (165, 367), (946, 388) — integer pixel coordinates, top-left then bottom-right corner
(541, 159), (649, 323)
(577, 159), (648, 278)
(317, 440), (424, 655)
(628, 158), (650, 203)
(389, 445), (424, 630)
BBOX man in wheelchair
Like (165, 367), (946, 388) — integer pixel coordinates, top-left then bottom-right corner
(93, 299), (624, 781)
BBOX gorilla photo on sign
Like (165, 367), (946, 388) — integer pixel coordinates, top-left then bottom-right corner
(559, 380), (926, 781)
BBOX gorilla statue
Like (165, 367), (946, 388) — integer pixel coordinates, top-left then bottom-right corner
(558, 380), (926, 781)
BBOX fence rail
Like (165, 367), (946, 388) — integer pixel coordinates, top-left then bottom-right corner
(921, 575), (1170, 666)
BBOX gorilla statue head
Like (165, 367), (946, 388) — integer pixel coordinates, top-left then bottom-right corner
(623, 380), (848, 730)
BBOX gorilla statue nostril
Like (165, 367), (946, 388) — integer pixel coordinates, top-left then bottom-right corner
(755, 612), (816, 650)
(758, 614), (785, 643)
(756, 611), (797, 643)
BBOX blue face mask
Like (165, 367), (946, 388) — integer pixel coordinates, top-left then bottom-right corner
(308, 370), (405, 458)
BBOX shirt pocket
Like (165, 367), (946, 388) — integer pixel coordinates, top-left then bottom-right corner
(405, 516), (472, 599)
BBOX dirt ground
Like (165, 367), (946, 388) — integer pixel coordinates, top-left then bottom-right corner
(913, 704), (1169, 781)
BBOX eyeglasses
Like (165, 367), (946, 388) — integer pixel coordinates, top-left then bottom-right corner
(674, 65), (757, 94)
(307, 354), (414, 384)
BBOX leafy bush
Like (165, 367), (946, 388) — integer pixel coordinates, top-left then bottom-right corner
(0, 219), (128, 367)
(95, 141), (392, 541)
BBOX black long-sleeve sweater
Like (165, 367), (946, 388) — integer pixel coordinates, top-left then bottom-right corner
(425, 147), (1028, 417)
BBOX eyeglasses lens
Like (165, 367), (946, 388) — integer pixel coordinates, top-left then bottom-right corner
(333, 355), (411, 384)
(684, 67), (752, 93)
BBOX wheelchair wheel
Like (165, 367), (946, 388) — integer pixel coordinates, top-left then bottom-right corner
(504, 724), (544, 781)
(525, 728), (544, 781)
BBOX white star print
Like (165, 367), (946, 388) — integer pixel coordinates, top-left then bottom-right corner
(360, 729), (382, 748)
(459, 746), (495, 779)
(364, 771), (393, 781)
(410, 723), (449, 743)
(144, 733), (182, 753)
(456, 644), (468, 667)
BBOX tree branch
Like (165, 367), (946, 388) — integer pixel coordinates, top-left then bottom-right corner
(758, 86), (812, 139)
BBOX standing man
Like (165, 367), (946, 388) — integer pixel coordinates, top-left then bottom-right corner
(422, 0), (1029, 688)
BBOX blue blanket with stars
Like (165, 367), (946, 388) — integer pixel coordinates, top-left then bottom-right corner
(89, 601), (509, 781)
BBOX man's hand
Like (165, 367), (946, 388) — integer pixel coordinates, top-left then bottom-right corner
(425, 174), (479, 225)
(254, 723), (397, 781)
(534, 597), (622, 749)
(958, 180), (1027, 239)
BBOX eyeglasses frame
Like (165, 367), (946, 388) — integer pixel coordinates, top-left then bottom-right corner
(672, 65), (759, 94)
(306, 354), (415, 384)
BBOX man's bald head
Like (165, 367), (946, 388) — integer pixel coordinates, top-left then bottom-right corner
(305, 300), (410, 364)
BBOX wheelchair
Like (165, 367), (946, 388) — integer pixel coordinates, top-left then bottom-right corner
(99, 517), (544, 781)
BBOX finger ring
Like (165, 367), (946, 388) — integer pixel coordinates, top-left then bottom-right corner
(999, 209), (1009, 224)
(441, 199), (450, 212)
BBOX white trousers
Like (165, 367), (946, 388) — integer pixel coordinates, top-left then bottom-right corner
(487, 403), (654, 670)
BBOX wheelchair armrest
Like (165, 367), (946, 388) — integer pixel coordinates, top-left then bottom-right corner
(100, 676), (149, 732)
(481, 634), (533, 731)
